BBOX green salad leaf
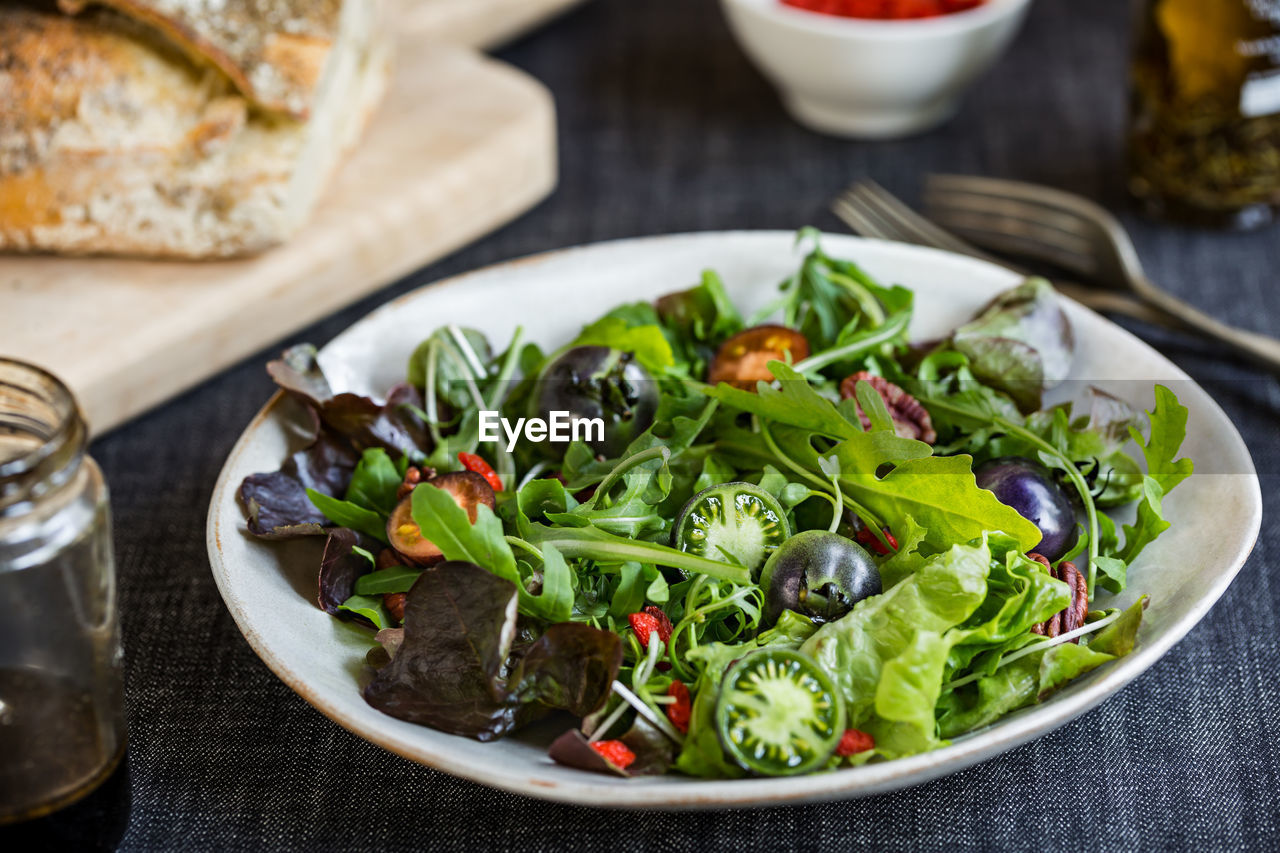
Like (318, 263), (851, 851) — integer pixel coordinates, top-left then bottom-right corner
(306, 489), (387, 542)
(937, 597), (1147, 737)
(344, 448), (403, 516)
(802, 539), (990, 758)
(570, 317), (676, 374)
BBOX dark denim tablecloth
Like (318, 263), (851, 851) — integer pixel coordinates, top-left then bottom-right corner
(8, 0), (1278, 849)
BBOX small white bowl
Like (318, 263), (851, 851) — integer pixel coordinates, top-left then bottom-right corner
(720, 0), (1034, 139)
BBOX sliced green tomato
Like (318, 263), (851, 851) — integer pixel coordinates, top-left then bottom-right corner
(673, 482), (790, 577)
(715, 648), (844, 776)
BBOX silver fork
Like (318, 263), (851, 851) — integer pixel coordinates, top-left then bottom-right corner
(831, 181), (1178, 328)
(923, 174), (1280, 373)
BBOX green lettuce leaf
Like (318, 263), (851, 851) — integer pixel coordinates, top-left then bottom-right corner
(801, 539), (991, 758)
(936, 596), (1147, 738)
(571, 317), (675, 374)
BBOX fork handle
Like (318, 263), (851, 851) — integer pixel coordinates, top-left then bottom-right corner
(1131, 277), (1280, 373)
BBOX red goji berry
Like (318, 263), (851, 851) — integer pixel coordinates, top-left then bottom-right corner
(628, 612), (663, 649)
(457, 452), (503, 492)
(666, 681), (692, 734)
(589, 739), (636, 769)
(836, 728), (876, 757)
(856, 526), (898, 556)
(643, 606), (673, 643)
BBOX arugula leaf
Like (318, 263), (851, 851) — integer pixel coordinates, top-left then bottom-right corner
(553, 448), (673, 540)
(1102, 386), (1193, 585)
(523, 523), (752, 585)
(853, 378), (897, 434)
(344, 448), (402, 516)
(571, 317), (675, 373)
(338, 594), (392, 630)
(307, 489), (388, 542)
(706, 362), (864, 440)
(1134, 385), (1194, 494)
(656, 270), (745, 375)
(411, 484), (517, 578)
(708, 363), (1036, 552)
(812, 432), (1040, 554)
(407, 326), (493, 404)
(760, 228), (913, 355)
(606, 561), (670, 620)
(354, 565), (424, 595)
(535, 544), (576, 624)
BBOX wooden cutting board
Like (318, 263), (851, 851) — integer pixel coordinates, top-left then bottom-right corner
(0, 40), (556, 434)
(403, 0), (589, 48)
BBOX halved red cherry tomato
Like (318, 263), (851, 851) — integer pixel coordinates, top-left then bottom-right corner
(707, 325), (810, 390)
(457, 451), (504, 492)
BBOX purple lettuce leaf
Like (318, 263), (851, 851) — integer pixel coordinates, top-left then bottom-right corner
(239, 426), (359, 538)
(266, 345), (430, 458)
(509, 622), (623, 728)
(318, 528), (375, 620)
(240, 346), (432, 540)
(362, 562), (521, 740)
(363, 561), (623, 741)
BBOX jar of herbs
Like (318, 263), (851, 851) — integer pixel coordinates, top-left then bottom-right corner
(1129, 0), (1280, 228)
(0, 358), (125, 824)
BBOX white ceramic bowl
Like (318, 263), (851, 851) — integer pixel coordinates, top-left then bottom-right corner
(720, 0), (1034, 138)
(208, 231), (1259, 808)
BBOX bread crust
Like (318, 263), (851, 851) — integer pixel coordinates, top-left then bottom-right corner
(58, 0), (342, 118)
(0, 2), (387, 258)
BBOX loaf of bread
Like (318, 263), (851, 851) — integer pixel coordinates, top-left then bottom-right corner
(0, 0), (389, 258)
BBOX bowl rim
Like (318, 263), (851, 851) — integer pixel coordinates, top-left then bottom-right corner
(721, 0), (1034, 39)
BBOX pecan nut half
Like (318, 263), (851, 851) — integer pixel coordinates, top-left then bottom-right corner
(383, 592), (407, 625)
(1028, 552), (1088, 641)
(839, 371), (937, 443)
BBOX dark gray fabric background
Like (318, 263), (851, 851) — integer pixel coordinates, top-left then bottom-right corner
(9, 0), (1280, 849)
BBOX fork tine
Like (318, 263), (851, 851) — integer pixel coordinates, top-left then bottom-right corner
(854, 181), (999, 260)
(834, 181), (1020, 271)
(828, 181), (1182, 325)
(927, 173), (1150, 293)
(831, 193), (896, 241)
(928, 174), (1121, 232)
(924, 199), (1095, 257)
(925, 207), (1100, 278)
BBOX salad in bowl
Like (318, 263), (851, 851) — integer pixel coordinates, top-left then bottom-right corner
(238, 230), (1190, 779)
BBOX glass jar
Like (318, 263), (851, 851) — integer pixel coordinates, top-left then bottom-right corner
(1128, 0), (1280, 229)
(0, 358), (124, 824)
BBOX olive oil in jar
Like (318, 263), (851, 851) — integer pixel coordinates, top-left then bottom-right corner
(1129, 0), (1280, 228)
